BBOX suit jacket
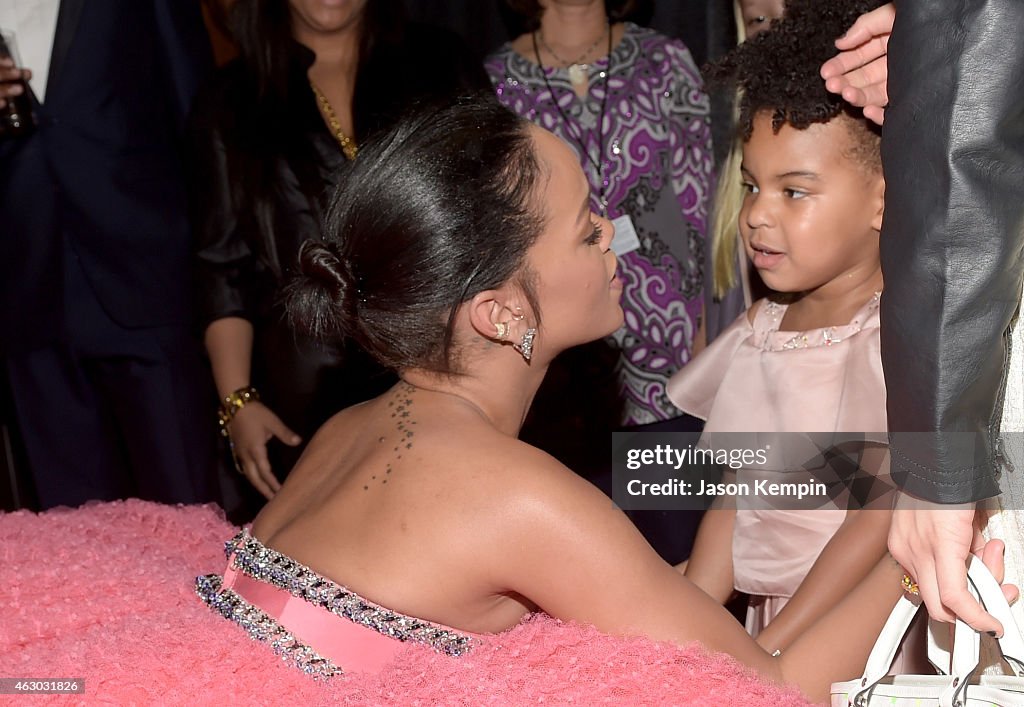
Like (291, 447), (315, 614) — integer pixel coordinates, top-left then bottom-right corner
(0, 0), (212, 350)
(881, 0), (1024, 502)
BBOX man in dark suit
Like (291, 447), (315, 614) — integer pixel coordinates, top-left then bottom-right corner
(0, 0), (218, 508)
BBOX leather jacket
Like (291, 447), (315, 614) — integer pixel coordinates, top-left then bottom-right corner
(881, 0), (1024, 502)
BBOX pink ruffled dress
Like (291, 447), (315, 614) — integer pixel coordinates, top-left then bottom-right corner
(667, 294), (886, 634)
(196, 528), (482, 677)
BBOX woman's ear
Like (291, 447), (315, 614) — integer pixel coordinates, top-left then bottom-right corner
(466, 289), (526, 341)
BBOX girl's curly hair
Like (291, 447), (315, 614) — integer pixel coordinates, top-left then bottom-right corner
(710, 0), (885, 167)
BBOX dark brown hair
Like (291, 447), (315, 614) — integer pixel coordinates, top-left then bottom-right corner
(287, 95), (545, 375)
(229, 0), (403, 101)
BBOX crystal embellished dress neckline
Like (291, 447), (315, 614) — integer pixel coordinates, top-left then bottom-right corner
(755, 292), (882, 352)
(196, 528), (479, 678)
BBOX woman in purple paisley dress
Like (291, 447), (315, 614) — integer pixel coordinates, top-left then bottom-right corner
(486, 0), (713, 427)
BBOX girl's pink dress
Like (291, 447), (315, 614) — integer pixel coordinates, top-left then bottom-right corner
(196, 528), (482, 677)
(667, 294), (886, 633)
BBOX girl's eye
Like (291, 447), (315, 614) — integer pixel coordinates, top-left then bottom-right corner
(784, 188), (808, 199)
(585, 221), (603, 245)
(742, 182), (759, 194)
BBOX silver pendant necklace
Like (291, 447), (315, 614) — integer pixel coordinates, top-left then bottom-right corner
(536, 23), (610, 89)
(533, 27), (613, 215)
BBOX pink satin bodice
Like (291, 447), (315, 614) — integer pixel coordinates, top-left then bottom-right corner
(197, 529), (481, 677)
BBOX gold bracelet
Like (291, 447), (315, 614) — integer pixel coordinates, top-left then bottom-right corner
(217, 385), (260, 437)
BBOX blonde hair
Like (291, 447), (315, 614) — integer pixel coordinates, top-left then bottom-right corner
(710, 141), (745, 299)
(709, 1), (747, 300)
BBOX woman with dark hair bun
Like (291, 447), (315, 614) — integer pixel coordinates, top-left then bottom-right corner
(194, 97), (1009, 703)
(189, 0), (489, 508)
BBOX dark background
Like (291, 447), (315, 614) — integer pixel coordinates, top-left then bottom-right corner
(1, 0), (738, 512)
(403, 0), (736, 69)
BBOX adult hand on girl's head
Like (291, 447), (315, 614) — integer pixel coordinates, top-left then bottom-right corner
(890, 493), (1018, 636)
(819, 2), (894, 125)
(229, 402), (300, 500)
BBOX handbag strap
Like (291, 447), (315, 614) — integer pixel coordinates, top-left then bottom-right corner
(941, 608), (981, 706)
(852, 556), (1024, 705)
(856, 593), (922, 687)
(927, 557), (1024, 677)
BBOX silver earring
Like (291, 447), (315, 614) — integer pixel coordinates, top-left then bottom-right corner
(513, 328), (537, 361)
(494, 321), (509, 340)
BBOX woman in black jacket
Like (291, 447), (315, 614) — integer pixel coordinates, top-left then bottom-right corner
(190, 0), (489, 506)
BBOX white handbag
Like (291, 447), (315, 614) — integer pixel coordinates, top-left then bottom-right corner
(831, 556), (1024, 706)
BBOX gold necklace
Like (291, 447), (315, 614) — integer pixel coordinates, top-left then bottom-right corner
(310, 80), (358, 161)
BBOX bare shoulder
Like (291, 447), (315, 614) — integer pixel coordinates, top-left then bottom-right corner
(451, 431), (612, 511)
(410, 426), (634, 564)
(446, 431), (648, 573)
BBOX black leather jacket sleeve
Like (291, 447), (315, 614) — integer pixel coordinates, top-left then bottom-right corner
(881, 0), (1024, 502)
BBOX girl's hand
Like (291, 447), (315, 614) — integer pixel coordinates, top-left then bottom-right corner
(228, 402), (301, 500)
(0, 57), (31, 110)
(819, 2), (894, 125)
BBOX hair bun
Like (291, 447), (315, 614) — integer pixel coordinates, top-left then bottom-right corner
(286, 239), (358, 341)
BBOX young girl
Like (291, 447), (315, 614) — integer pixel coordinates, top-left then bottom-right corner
(668, 0), (927, 668)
